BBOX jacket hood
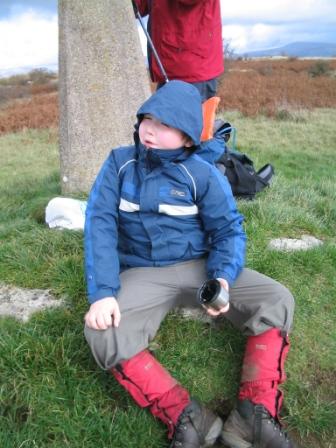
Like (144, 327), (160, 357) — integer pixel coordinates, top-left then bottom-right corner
(136, 80), (203, 146)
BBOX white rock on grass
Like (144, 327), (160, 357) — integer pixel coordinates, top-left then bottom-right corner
(268, 235), (323, 252)
(0, 284), (64, 322)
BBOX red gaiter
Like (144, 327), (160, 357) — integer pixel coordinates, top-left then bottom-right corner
(238, 328), (290, 418)
(111, 350), (190, 438)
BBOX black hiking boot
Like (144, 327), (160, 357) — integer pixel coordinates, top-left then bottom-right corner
(170, 399), (223, 448)
(221, 400), (296, 448)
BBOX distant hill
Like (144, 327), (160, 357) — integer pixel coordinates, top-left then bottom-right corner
(238, 42), (336, 58)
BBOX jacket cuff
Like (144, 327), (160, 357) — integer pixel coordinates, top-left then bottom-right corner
(88, 287), (119, 304)
(212, 271), (235, 287)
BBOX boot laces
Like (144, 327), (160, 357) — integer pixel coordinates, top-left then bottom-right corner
(264, 413), (290, 443)
(170, 408), (195, 447)
(254, 404), (291, 445)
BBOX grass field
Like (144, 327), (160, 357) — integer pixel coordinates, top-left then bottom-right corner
(0, 105), (335, 447)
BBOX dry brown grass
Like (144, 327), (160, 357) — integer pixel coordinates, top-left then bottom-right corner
(218, 58), (336, 116)
(0, 92), (58, 134)
(0, 85), (32, 105)
(0, 58), (336, 134)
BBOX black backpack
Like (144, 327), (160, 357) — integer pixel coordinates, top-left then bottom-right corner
(214, 121), (275, 200)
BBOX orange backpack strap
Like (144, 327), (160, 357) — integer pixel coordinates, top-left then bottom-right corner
(200, 96), (220, 141)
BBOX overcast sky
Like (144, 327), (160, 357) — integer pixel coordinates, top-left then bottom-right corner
(1, 0), (336, 76)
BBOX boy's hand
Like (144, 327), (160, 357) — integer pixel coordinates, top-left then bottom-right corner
(85, 297), (121, 330)
(205, 278), (230, 316)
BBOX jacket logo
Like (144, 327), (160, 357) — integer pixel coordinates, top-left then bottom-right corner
(170, 189), (186, 197)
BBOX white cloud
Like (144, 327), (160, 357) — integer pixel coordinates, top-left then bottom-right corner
(220, 0), (336, 23)
(221, 0), (336, 52)
(223, 23), (286, 53)
(0, 9), (57, 72)
(137, 20), (148, 57)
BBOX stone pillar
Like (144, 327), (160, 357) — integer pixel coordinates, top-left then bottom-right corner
(59, 0), (151, 193)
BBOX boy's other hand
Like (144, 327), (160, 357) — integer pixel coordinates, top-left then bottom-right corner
(85, 297), (121, 330)
(205, 278), (230, 316)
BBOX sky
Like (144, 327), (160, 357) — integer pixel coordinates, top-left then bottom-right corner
(0, 0), (336, 77)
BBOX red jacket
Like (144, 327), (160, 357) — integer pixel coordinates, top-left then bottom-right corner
(134, 0), (224, 83)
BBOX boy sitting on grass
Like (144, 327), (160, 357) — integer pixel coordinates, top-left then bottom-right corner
(84, 80), (296, 448)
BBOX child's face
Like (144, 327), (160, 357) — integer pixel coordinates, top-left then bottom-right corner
(139, 114), (193, 150)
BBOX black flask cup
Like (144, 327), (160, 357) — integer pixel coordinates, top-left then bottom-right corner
(197, 279), (229, 310)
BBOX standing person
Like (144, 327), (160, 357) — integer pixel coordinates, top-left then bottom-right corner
(84, 81), (296, 448)
(133, 0), (224, 101)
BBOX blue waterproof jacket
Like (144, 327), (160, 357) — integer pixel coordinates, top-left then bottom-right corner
(85, 81), (246, 303)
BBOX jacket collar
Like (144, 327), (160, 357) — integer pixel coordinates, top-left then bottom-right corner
(137, 142), (192, 167)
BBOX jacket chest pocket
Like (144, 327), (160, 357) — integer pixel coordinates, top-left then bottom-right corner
(157, 184), (198, 218)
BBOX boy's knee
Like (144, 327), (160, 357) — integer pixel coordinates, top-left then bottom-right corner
(275, 283), (295, 312)
(84, 324), (145, 369)
(271, 283), (295, 332)
(84, 325), (119, 370)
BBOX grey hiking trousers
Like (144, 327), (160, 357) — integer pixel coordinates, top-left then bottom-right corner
(84, 259), (294, 370)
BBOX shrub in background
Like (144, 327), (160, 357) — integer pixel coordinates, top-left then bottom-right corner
(308, 61), (330, 78)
